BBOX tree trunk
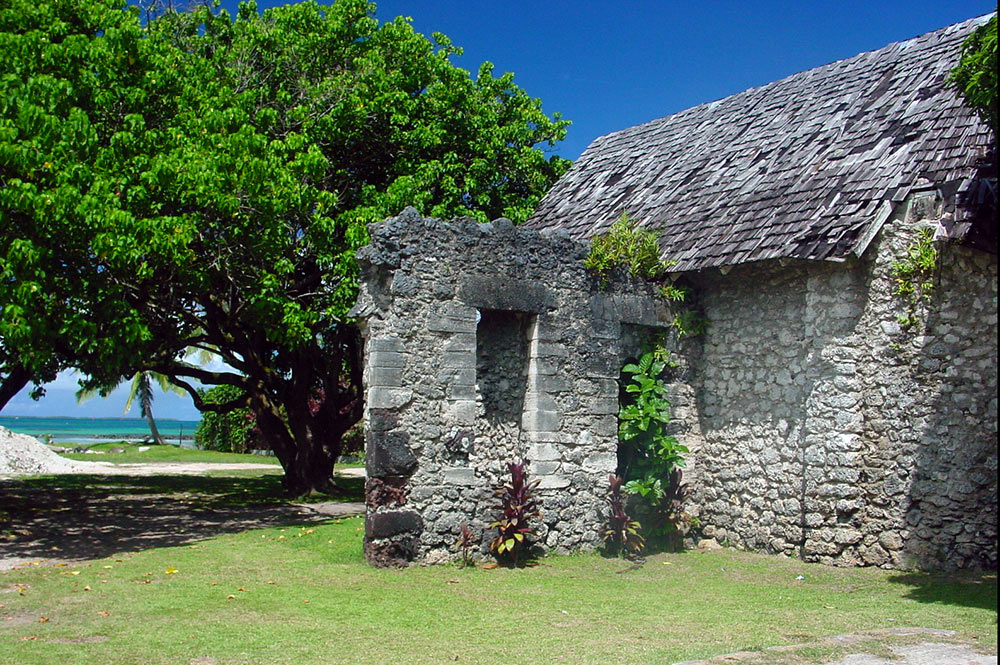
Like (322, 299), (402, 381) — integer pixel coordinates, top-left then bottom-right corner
(0, 365), (31, 413)
(144, 409), (166, 445)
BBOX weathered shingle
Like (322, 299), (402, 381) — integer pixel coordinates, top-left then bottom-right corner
(526, 16), (996, 271)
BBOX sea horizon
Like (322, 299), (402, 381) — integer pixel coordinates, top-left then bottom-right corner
(0, 415), (201, 445)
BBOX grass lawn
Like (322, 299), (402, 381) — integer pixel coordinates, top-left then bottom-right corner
(0, 474), (995, 665)
(57, 441), (283, 466)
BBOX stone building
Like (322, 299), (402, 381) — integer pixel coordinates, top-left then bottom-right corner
(352, 16), (997, 569)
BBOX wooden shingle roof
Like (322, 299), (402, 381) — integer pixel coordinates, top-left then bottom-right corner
(526, 16), (996, 272)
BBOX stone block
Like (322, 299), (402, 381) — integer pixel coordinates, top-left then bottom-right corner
(532, 342), (569, 358)
(444, 333), (476, 353)
(584, 452), (618, 473)
(445, 383), (477, 400)
(589, 397), (619, 416)
(438, 368), (476, 386)
(443, 467), (477, 486)
(529, 460), (561, 476)
(522, 409), (560, 432)
(535, 475), (571, 489)
(527, 442), (562, 461)
(523, 391), (558, 412)
(367, 366), (403, 387)
(365, 510), (423, 539)
(440, 351), (476, 369)
(443, 399), (477, 425)
(369, 351), (406, 368)
(369, 337), (405, 353)
(368, 387), (413, 409)
(524, 430), (569, 444)
(426, 313), (477, 334)
(367, 430), (418, 477)
(367, 408), (399, 433)
(527, 373), (572, 393)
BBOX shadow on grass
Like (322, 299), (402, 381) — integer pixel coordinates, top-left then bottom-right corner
(0, 473), (364, 566)
(888, 570), (998, 614)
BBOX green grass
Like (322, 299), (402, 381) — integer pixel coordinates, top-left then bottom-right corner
(0, 476), (995, 665)
(58, 441), (281, 466)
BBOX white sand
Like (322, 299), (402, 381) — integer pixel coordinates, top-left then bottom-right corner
(0, 425), (112, 476)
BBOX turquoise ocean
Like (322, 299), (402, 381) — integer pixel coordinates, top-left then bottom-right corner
(0, 416), (201, 446)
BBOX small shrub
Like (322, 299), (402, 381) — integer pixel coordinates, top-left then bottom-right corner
(194, 385), (256, 453)
(489, 461), (541, 567)
(456, 523), (476, 568)
(584, 213), (673, 286)
(603, 474), (644, 557)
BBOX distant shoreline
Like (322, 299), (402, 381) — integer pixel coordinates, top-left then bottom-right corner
(0, 416), (201, 445)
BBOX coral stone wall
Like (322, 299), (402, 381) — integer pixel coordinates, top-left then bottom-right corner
(685, 198), (997, 570)
(353, 202), (997, 570)
(352, 208), (671, 566)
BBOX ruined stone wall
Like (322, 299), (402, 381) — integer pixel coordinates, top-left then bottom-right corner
(352, 208), (671, 566)
(686, 197), (998, 570)
(352, 202), (996, 570)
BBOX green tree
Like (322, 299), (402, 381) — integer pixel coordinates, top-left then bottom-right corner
(950, 15), (997, 135)
(194, 385), (255, 454)
(1, 0), (570, 494)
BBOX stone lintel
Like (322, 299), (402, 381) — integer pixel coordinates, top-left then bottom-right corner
(458, 274), (553, 313)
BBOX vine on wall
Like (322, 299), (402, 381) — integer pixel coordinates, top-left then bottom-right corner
(891, 227), (939, 329)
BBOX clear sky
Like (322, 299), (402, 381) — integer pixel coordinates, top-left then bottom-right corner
(5, 0), (993, 420)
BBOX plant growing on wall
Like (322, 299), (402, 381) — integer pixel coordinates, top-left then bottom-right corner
(489, 461), (541, 567)
(617, 349), (690, 548)
(891, 227), (939, 329)
(584, 214), (673, 286)
(584, 216), (708, 337)
(603, 474), (644, 557)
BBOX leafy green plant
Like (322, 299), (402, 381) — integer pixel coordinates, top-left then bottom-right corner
(891, 227), (938, 329)
(584, 213), (674, 286)
(618, 350), (690, 549)
(603, 474), (644, 558)
(489, 461), (541, 567)
(194, 385), (256, 454)
(949, 15), (997, 135)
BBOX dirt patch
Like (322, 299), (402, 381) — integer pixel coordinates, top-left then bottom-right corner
(672, 628), (997, 665)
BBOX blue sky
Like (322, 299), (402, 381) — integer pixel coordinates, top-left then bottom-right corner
(5, 0), (993, 420)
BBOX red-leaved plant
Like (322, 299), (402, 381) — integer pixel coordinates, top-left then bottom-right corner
(489, 461), (541, 567)
(456, 522), (475, 568)
(603, 474), (644, 557)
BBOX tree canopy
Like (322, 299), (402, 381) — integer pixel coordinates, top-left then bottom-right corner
(0, 0), (570, 493)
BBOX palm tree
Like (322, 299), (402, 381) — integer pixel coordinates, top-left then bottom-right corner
(77, 371), (185, 445)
